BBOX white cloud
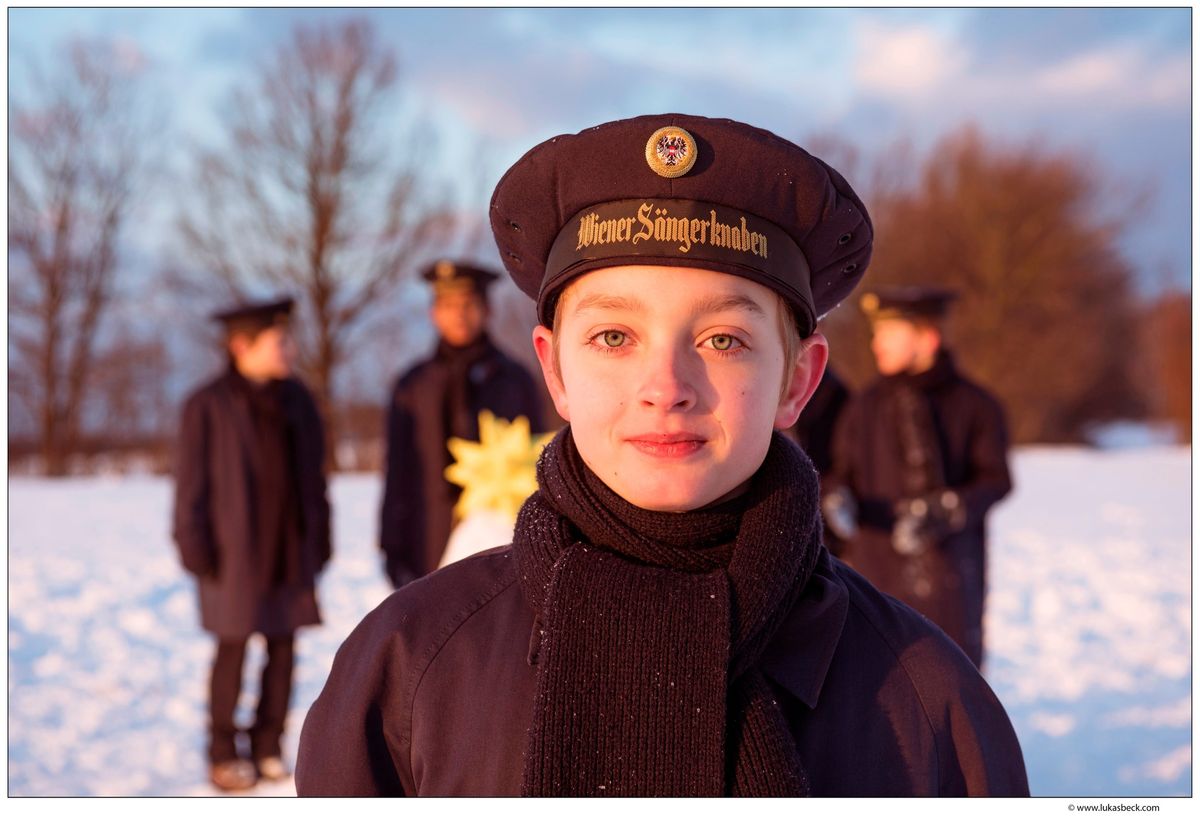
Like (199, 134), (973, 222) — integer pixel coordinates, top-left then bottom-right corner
(849, 20), (1188, 119)
(486, 9), (863, 121)
(1102, 697), (1190, 729)
(1029, 711), (1077, 737)
(854, 20), (968, 97)
(1034, 44), (1189, 108)
(1143, 747), (1192, 783)
(1039, 48), (1135, 94)
(1118, 745), (1191, 785)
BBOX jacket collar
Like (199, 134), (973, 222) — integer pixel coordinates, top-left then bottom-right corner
(882, 348), (958, 392)
(760, 548), (849, 709)
(435, 333), (495, 365)
(219, 367), (266, 481)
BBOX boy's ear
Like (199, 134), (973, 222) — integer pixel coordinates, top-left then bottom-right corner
(532, 325), (571, 421)
(774, 332), (829, 429)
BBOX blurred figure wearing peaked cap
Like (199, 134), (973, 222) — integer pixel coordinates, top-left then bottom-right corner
(297, 114), (1027, 797)
(173, 296), (331, 790)
(378, 259), (545, 587)
(824, 284), (1013, 668)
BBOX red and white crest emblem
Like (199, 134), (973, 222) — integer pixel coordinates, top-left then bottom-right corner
(656, 135), (689, 166)
(645, 126), (698, 178)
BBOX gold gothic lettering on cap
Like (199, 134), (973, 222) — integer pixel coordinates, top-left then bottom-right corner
(575, 202), (769, 259)
(645, 126), (698, 179)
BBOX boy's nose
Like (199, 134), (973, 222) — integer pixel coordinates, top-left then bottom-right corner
(636, 348), (697, 411)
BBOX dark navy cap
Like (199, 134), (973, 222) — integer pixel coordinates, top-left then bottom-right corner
(859, 286), (959, 322)
(489, 113), (873, 336)
(421, 259), (500, 297)
(210, 297), (294, 334)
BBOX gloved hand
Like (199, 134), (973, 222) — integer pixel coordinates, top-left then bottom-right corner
(892, 489), (966, 556)
(821, 486), (859, 542)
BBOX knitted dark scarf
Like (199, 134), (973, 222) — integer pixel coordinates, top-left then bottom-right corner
(513, 428), (823, 796)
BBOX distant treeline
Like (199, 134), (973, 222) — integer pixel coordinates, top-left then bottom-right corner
(818, 127), (1190, 446)
(7, 21), (1190, 478)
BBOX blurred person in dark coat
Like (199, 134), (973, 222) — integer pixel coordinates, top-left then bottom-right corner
(785, 363), (851, 555)
(824, 286), (1011, 668)
(172, 297), (331, 790)
(379, 260), (545, 587)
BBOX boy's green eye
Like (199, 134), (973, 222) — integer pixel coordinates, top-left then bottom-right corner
(710, 334), (735, 350)
(603, 330), (626, 347)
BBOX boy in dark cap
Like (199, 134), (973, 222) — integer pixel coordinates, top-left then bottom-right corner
(173, 297), (331, 790)
(379, 259), (544, 587)
(296, 115), (1027, 796)
(823, 286), (1012, 668)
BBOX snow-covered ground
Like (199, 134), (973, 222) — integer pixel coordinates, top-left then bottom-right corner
(7, 446), (1192, 797)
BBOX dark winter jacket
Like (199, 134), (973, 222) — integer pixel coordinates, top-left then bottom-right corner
(828, 350), (1011, 666)
(379, 336), (544, 586)
(788, 367), (852, 556)
(294, 544), (1029, 796)
(172, 368), (331, 639)
(787, 366), (850, 481)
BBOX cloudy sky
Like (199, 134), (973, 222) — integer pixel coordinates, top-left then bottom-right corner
(7, 6), (1192, 293)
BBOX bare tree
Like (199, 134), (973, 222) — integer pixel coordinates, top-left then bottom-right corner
(8, 38), (155, 475)
(175, 19), (454, 467)
(90, 331), (172, 450)
(1139, 290), (1190, 444)
(823, 126), (1148, 443)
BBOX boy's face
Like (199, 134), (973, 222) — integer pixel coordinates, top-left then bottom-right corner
(231, 324), (295, 381)
(870, 317), (940, 376)
(431, 288), (488, 348)
(533, 265), (826, 512)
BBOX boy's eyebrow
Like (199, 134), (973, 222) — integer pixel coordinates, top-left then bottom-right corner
(691, 294), (767, 317)
(570, 292), (767, 318)
(572, 293), (648, 315)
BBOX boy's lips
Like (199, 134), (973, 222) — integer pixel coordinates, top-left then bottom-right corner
(625, 432), (707, 458)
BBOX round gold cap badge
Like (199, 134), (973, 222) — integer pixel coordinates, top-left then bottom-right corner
(645, 126), (698, 179)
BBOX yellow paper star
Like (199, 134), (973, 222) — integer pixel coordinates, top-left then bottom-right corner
(444, 410), (554, 522)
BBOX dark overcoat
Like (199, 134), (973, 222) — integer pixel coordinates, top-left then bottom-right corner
(294, 545), (1029, 796)
(379, 339), (544, 586)
(787, 367), (852, 556)
(787, 366), (850, 481)
(828, 351), (1011, 666)
(172, 370), (331, 640)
